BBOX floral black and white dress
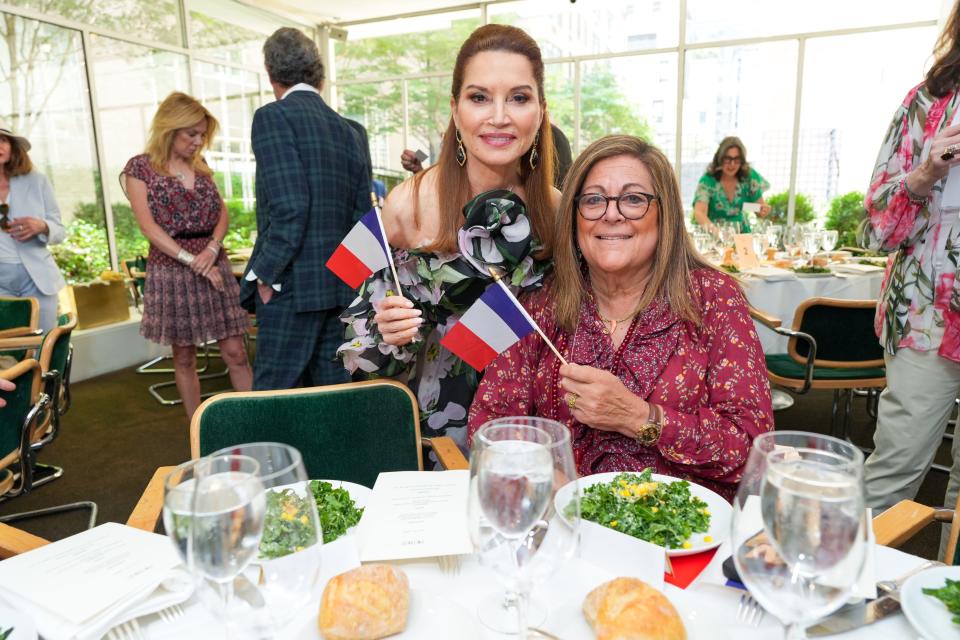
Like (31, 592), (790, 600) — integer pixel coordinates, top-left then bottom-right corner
(337, 190), (550, 461)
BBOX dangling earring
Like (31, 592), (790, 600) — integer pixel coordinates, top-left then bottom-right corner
(455, 130), (466, 167)
(529, 130), (540, 171)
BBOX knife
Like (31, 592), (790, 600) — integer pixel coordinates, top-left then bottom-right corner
(805, 595), (902, 636)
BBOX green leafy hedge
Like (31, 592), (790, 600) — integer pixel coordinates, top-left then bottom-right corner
(766, 190), (816, 224)
(824, 191), (866, 248)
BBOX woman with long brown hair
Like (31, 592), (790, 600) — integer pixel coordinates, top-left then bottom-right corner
(338, 24), (560, 458)
(692, 135), (770, 233)
(468, 135), (773, 499)
(859, 0), (960, 551)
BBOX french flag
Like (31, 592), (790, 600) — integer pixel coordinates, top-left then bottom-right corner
(326, 208), (391, 289)
(441, 278), (537, 371)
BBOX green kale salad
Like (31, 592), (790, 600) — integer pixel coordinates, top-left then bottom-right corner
(719, 263), (740, 274)
(792, 265), (832, 274)
(258, 480), (365, 559)
(923, 578), (960, 624)
(571, 469), (711, 550)
(311, 480), (364, 544)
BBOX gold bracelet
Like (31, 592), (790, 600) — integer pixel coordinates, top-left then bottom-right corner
(901, 176), (928, 204)
(205, 245), (219, 256)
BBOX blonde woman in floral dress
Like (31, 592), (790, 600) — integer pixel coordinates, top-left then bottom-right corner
(860, 1), (960, 550)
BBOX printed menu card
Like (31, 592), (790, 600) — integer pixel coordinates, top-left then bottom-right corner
(357, 470), (472, 561)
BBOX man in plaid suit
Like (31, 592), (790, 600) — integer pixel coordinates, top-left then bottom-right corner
(241, 28), (370, 390)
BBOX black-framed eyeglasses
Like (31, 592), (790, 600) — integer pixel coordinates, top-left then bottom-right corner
(0, 203), (8, 231)
(576, 192), (657, 220)
(721, 155), (742, 165)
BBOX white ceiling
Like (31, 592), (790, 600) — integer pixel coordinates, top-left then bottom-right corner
(251, 0), (487, 25)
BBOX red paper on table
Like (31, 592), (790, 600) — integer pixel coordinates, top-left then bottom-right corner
(664, 549), (717, 589)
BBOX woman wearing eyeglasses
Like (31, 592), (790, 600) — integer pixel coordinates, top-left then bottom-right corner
(692, 136), (770, 234)
(0, 121), (66, 332)
(468, 136), (773, 498)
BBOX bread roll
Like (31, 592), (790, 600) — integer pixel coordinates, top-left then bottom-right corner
(318, 564), (409, 640)
(583, 577), (686, 640)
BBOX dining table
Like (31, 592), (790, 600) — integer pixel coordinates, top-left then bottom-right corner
(742, 270), (885, 354)
(128, 517), (931, 640)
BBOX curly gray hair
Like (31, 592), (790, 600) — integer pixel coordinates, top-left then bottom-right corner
(263, 27), (325, 89)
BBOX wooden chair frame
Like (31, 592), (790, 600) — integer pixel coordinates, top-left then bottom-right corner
(0, 296), (40, 339)
(874, 497), (960, 564)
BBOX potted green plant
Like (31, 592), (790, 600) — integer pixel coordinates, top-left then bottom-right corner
(766, 190), (816, 225)
(824, 191), (866, 248)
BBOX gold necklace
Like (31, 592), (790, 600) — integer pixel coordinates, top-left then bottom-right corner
(597, 309), (637, 335)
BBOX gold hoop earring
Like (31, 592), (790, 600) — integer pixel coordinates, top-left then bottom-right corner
(456, 130), (466, 167)
(529, 130), (540, 171)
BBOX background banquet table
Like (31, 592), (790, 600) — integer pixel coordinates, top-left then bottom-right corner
(743, 271), (885, 353)
(141, 537), (929, 639)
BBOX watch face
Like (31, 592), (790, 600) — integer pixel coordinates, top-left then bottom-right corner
(639, 424), (659, 445)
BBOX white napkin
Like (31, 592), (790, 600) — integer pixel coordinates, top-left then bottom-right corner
(578, 520), (665, 591)
(831, 263), (885, 274)
(743, 266), (797, 281)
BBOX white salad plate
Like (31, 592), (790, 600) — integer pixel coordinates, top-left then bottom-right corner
(264, 479), (371, 542)
(555, 471), (731, 557)
(900, 565), (960, 640)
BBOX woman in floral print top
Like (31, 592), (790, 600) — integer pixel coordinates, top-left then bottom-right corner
(468, 136), (773, 500)
(860, 2), (960, 520)
(692, 136), (770, 234)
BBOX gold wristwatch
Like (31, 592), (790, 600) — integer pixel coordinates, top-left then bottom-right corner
(633, 403), (663, 447)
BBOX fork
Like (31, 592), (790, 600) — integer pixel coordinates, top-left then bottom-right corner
(157, 603), (186, 624)
(106, 619), (146, 640)
(737, 592), (765, 627)
(436, 554), (462, 576)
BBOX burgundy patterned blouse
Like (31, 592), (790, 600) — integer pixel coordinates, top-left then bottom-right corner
(467, 268), (774, 500)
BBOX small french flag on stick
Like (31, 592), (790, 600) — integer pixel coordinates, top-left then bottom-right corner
(441, 274), (568, 371)
(326, 205), (395, 290)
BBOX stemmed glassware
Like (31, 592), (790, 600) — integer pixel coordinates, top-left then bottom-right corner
(820, 230), (839, 253)
(765, 224), (784, 253)
(163, 454), (267, 638)
(802, 229), (823, 260)
(731, 431), (868, 640)
(210, 443), (323, 629)
(467, 417), (580, 637)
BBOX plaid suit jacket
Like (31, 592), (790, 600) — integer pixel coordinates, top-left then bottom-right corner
(242, 91), (371, 312)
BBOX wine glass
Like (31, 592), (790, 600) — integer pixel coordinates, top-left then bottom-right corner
(467, 417), (580, 636)
(163, 454), (267, 637)
(820, 230), (839, 253)
(802, 229), (823, 260)
(765, 224), (784, 253)
(731, 431), (868, 640)
(210, 443), (322, 627)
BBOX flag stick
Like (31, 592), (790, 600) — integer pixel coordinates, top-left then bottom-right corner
(371, 192), (403, 296)
(488, 268), (568, 366)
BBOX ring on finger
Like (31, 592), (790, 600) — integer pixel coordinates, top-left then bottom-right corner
(565, 392), (578, 411)
(942, 144), (960, 161)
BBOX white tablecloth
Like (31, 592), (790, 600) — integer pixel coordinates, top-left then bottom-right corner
(744, 272), (885, 353)
(140, 541), (928, 639)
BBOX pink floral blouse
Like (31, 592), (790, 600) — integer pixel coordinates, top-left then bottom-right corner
(467, 269), (773, 500)
(862, 83), (960, 361)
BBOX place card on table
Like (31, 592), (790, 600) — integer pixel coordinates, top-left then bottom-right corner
(357, 470), (472, 562)
(0, 522), (183, 639)
(734, 233), (760, 269)
(579, 520), (665, 591)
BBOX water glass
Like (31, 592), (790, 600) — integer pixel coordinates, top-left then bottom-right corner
(765, 224), (784, 252)
(210, 443), (322, 625)
(467, 417), (580, 636)
(820, 230), (839, 253)
(163, 455), (267, 636)
(731, 431), (868, 640)
(802, 229), (823, 259)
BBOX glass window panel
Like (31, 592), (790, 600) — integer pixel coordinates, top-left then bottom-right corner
(0, 13), (102, 283)
(680, 41), (797, 209)
(88, 35), (188, 263)
(334, 10), (481, 80)
(190, 0), (299, 67)
(337, 81), (404, 184)
(7, 0), (183, 46)
(489, 0), (679, 57)
(579, 54), (678, 156)
(545, 62), (575, 153)
(796, 27), (938, 214)
(406, 77), (450, 176)
(192, 61), (260, 249)
(685, 0), (938, 44)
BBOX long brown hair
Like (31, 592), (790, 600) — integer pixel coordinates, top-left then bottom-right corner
(552, 135), (719, 331)
(145, 92), (218, 177)
(415, 24), (555, 257)
(2, 136), (32, 177)
(706, 136), (750, 182)
(927, 2), (960, 97)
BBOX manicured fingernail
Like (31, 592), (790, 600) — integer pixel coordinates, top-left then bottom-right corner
(413, 309), (422, 316)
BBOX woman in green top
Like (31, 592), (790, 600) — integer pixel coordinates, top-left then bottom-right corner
(692, 136), (770, 233)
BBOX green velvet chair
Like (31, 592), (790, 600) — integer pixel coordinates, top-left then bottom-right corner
(751, 298), (886, 442)
(0, 296), (39, 339)
(0, 313), (78, 486)
(0, 356), (97, 530)
(190, 379), (468, 487)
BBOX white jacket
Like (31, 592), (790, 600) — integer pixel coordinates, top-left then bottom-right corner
(8, 171), (66, 295)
